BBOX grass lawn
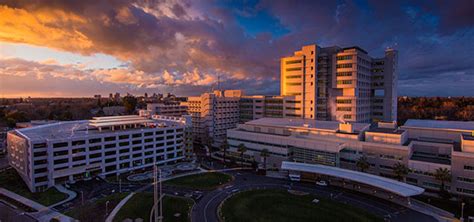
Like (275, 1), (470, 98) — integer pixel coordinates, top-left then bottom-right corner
(65, 192), (129, 222)
(164, 172), (232, 190)
(0, 168), (67, 206)
(220, 189), (383, 222)
(114, 193), (193, 222)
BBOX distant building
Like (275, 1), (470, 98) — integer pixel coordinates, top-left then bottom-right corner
(103, 106), (126, 116)
(227, 118), (474, 197)
(140, 103), (188, 118)
(94, 95), (101, 99)
(183, 90), (242, 146)
(7, 115), (192, 192)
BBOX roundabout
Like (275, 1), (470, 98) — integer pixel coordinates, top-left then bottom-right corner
(219, 189), (382, 222)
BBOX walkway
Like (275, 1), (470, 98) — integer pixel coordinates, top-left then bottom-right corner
(50, 185), (77, 208)
(0, 188), (75, 222)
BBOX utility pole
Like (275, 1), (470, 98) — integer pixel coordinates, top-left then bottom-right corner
(153, 161), (163, 222)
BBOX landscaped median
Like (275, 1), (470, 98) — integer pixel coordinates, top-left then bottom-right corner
(219, 189), (383, 222)
(0, 168), (67, 206)
(164, 172), (233, 190)
(113, 193), (193, 222)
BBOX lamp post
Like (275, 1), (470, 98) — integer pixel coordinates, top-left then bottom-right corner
(80, 191), (84, 205)
(105, 200), (110, 216)
(461, 202), (465, 222)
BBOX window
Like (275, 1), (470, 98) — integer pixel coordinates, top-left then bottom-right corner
(73, 156), (86, 162)
(464, 165), (474, 171)
(119, 142), (130, 147)
(34, 151), (47, 157)
(72, 140), (85, 146)
(119, 135), (129, 140)
(336, 72), (352, 76)
(285, 60), (301, 65)
(336, 107), (352, 111)
(72, 148), (85, 154)
(54, 158), (68, 165)
(54, 150), (68, 156)
(336, 63), (352, 68)
(90, 153), (102, 159)
(132, 133), (142, 138)
(337, 80), (352, 85)
(343, 114), (352, 119)
(33, 143), (47, 149)
(89, 138), (101, 144)
(286, 82), (301, 86)
(285, 67), (301, 71)
(104, 136), (115, 142)
(34, 168), (47, 174)
(104, 143), (116, 149)
(337, 55), (352, 60)
(285, 75), (301, 79)
(53, 142), (68, 148)
(89, 145), (101, 151)
(336, 99), (352, 104)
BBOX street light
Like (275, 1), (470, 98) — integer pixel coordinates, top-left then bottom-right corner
(461, 202), (465, 222)
(105, 200), (110, 216)
(80, 191), (84, 205)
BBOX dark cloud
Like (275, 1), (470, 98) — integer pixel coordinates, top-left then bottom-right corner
(0, 0), (473, 96)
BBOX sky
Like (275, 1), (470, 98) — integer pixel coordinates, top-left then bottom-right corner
(0, 0), (473, 98)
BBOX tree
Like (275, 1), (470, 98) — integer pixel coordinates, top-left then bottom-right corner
(237, 143), (247, 167)
(393, 162), (409, 182)
(220, 141), (229, 166)
(434, 168), (451, 191)
(356, 156), (370, 173)
(122, 95), (138, 114)
(260, 149), (270, 171)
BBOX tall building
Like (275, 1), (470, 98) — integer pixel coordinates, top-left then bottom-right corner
(227, 118), (474, 197)
(7, 115), (192, 192)
(239, 95), (301, 123)
(183, 90), (242, 146)
(280, 44), (398, 123)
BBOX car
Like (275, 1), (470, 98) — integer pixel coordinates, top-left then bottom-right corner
(316, 180), (328, 186)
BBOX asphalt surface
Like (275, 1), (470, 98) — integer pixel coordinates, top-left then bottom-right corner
(0, 202), (36, 222)
(190, 171), (436, 222)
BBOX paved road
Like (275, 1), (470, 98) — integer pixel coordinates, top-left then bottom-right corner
(190, 171), (436, 222)
(0, 202), (36, 222)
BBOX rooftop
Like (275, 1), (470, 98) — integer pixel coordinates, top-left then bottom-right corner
(281, 161), (424, 197)
(15, 115), (184, 141)
(245, 118), (370, 134)
(367, 127), (405, 135)
(403, 119), (474, 132)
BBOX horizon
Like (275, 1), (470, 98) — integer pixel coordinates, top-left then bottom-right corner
(1, 1), (473, 97)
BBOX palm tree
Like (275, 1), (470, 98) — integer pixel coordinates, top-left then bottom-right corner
(260, 149), (270, 171)
(393, 162), (409, 182)
(434, 167), (451, 191)
(237, 143), (247, 167)
(356, 156), (370, 173)
(220, 141), (229, 166)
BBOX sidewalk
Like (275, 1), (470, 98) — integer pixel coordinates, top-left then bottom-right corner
(49, 185), (77, 208)
(410, 199), (456, 222)
(0, 188), (75, 222)
(105, 192), (136, 222)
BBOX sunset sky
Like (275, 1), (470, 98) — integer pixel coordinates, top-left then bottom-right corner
(0, 0), (473, 98)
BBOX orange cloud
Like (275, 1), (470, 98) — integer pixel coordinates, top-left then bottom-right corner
(0, 5), (94, 53)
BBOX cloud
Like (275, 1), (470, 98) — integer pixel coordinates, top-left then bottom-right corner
(0, 0), (473, 96)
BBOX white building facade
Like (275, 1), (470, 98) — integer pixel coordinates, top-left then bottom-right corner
(227, 118), (474, 197)
(7, 115), (192, 192)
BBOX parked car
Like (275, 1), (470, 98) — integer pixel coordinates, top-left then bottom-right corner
(316, 180), (328, 186)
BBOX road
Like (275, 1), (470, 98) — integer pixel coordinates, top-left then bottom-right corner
(0, 202), (36, 222)
(190, 171), (436, 222)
